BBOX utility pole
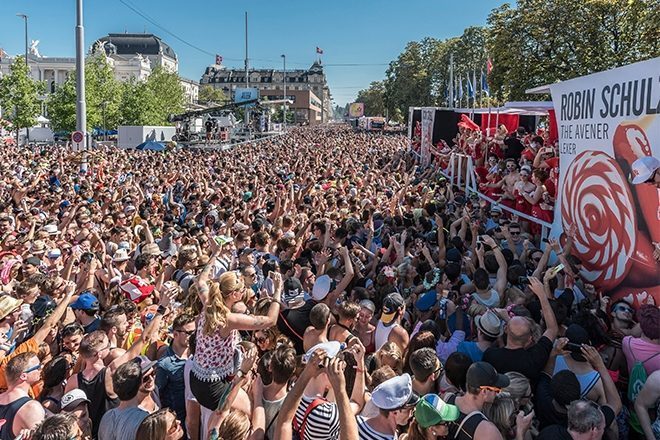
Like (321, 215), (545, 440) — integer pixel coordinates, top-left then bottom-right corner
(244, 11), (250, 138)
(76, 0), (88, 171)
(17, 14), (29, 145)
(449, 53), (454, 109)
(281, 54), (286, 131)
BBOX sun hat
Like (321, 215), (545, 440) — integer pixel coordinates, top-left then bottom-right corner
(141, 243), (161, 256)
(371, 373), (419, 410)
(474, 310), (504, 338)
(43, 224), (60, 235)
(47, 249), (62, 259)
(31, 240), (47, 255)
(0, 296), (23, 321)
(112, 248), (130, 263)
(414, 394), (460, 428)
(631, 156), (659, 184)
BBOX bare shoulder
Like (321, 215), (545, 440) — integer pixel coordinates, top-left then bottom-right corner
(475, 419), (503, 439)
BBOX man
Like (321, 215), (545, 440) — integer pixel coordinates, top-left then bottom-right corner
(328, 301), (360, 344)
(447, 361), (509, 440)
(100, 305), (130, 349)
(0, 296), (23, 350)
(303, 303), (331, 352)
(262, 345), (297, 440)
(0, 353), (46, 439)
(374, 292), (409, 353)
(538, 399), (614, 440)
(501, 222), (524, 257)
(483, 276), (558, 383)
(503, 126), (526, 160)
(32, 413), (83, 440)
(70, 291), (101, 334)
(156, 313), (195, 427)
(457, 310), (504, 362)
(60, 388), (93, 439)
(356, 373), (419, 440)
(410, 348), (443, 396)
(98, 357), (158, 440)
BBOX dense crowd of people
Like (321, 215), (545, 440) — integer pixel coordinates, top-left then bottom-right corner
(0, 125), (657, 440)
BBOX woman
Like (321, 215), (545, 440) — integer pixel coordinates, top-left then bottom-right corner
(523, 169), (553, 238)
(512, 166), (535, 218)
(370, 341), (403, 374)
(38, 356), (71, 414)
(191, 245), (283, 413)
(402, 393), (459, 440)
(136, 408), (184, 440)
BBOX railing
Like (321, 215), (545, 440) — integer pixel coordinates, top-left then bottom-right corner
(437, 152), (553, 240)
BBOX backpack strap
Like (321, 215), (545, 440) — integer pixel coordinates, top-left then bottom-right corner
(453, 410), (486, 440)
(642, 351), (660, 364)
(292, 398), (327, 439)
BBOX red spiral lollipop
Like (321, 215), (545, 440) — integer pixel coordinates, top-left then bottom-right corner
(561, 150), (637, 291)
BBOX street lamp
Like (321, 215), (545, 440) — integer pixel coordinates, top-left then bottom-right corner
(16, 14), (28, 70)
(281, 54), (286, 131)
(101, 101), (107, 142)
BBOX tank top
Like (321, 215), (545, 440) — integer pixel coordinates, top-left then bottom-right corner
(553, 355), (601, 398)
(191, 314), (240, 382)
(78, 367), (118, 439)
(374, 320), (399, 352)
(0, 396), (30, 440)
(471, 290), (500, 308)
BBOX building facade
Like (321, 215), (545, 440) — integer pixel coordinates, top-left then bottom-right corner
(200, 61), (332, 124)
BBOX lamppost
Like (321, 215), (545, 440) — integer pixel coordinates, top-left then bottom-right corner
(17, 14), (28, 145)
(75, 0), (88, 170)
(281, 54), (286, 131)
(101, 101), (107, 142)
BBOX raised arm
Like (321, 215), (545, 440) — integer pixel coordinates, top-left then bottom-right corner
(528, 276), (558, 341)
(326, 358), (359, 440)
(227, 272), (282, 331)
(482, 235), (508, 296)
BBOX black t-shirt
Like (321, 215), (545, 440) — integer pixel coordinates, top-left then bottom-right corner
(278, 299), (317, 354)
(535, 372), (567, 430)
(504, 136), (525, 160)
(482, 336), (553, 383)
(537, 405), (615, 440)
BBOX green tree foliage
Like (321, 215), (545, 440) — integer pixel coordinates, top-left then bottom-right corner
(0, 56), (44, 133)
(144, 66), (185, 125)
(198, 85), (227, 105)
(356, 81), (386, 116)
(46, 75), (77, 132)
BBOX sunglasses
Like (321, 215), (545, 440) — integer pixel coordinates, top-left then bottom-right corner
(479, 385), (502, 393)
(509, 231), (520, 236)
(614, 306), (633, 314)
(142, 370), (155, 383)
(176, 328), (196, 336)
(23, 363), (42, 373)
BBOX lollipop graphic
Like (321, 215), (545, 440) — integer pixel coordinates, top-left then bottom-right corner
(561, 150), (637, 291)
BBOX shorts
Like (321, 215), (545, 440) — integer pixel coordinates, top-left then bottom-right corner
(189, 371), (233, 411)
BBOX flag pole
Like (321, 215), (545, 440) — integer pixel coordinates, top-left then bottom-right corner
(449, 53), (454, 109)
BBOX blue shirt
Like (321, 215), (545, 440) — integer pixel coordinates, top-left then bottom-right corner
(457, 341), (485, 362)
(156, 345), (187, 422)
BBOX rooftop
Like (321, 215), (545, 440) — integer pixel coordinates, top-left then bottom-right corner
(93, 33), (177, 60)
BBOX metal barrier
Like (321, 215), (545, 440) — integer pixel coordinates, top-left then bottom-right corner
(439, 152), (553, 240)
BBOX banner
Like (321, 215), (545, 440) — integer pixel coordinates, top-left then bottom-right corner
(349, 103), (365, 118)
(549, 57), (660, 306)
(420, 108), (435, 167)
(234, 88), (259, 106)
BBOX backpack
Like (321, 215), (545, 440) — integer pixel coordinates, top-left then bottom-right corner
(626, 338), (660, 433)
(291, 397), (328, 440)
(445, 393), (487, 440)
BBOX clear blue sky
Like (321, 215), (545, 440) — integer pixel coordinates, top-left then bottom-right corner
(0, 0), (504, 106)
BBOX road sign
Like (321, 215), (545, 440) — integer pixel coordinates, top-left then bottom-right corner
(71, 131), (85, 151)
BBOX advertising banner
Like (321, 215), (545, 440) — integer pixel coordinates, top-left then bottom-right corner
(549, 57), (660, 306)
(420, 108), (435, 167)
(349, 103), (365, 118)
(234, 88), (259, 106)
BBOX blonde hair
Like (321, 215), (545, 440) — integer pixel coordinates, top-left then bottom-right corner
(376, 342), (403, 374)
(203, 272), (244, 335)
(483, 392), (516, 437)
(503, 372), (531, 406)
(214, 410), (251, 440)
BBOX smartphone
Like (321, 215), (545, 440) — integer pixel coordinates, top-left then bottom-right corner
(549, 263), (565, 276)
(215, 235), (233, 246)
(565, 342), (583, 353)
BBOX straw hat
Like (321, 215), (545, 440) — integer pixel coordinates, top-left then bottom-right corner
(0, 295), (23, 321)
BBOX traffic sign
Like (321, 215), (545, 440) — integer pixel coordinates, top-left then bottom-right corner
(71, 131), (85, 151)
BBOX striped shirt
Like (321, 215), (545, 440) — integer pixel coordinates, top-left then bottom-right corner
(294, 396), (340, 440)
(356, 416), (397, 440)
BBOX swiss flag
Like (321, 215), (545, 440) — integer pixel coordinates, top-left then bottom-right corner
(316, 47), (323, 54)
(120, 277), (155, 303)
(215, 54), (223, 65)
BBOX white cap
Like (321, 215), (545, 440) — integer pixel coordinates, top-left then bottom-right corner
(47, 249), (62, 259)
(311, 275), (332, 301)
(371, 373), (418, 410)
(61, 389), (90, 410)
(631, 156), (659, 184)
(302, 341), (344, 363)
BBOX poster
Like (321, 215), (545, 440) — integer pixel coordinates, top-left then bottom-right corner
(420, 108), (435, 167)
(549, 57), (660, 306)
(349, 103), (365, 118)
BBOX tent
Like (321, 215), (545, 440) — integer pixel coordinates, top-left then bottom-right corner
(136, 141), (165, 151)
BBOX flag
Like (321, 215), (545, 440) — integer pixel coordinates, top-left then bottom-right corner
(467, 74), (474, 99)
(487, 57), (493, 75)
(316, 47), (324, 54)
(0, 48), (6, 62)
(458, 76), (464, 100)
(215, 54), (223, 65)
(481, 71), (490, 96)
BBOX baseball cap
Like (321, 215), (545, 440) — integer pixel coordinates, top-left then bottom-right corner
(371, 373), (419, 410)
(283, 277), (303, 298)
(490, 205), (503, 214)
(631, 156), (659, 184)
(120, 277), (155, 303)
(474, 310), (504, 339)
(60, 389), (90, 411)
(239, 247), (257, 257)
(311, 274), (334, 301)
(381, 292), (404, 324)
(70, 292), (100, 311)
(302, 341), (345, 363)
(118, 241), (131, 250)
(47, 249), (62, 259)
(446, 248), (462, 263)
(414, 394), (460, 428)
(466, 361), (510, 389)
(24, 256), (42, 267)
(32, 295), (56, 319)
(132, 355), (157, 375)
(359, 299), (376, 315)
(415, 291), (438, 312)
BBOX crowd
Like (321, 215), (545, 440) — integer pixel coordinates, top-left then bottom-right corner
(0, 124), (657, 440)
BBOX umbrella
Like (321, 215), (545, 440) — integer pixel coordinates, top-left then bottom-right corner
(136, 141), (165, 151)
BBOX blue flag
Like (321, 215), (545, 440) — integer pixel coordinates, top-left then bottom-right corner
(481, 71), (489, 96)
(467, 75), (475, 98)
(458, 77), (464, 100)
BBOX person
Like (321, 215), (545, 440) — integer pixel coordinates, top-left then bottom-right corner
(446, 361), (510, 440)
(355, 299), (376, 354)
(633, 370), (660, 440)
(409, 348), (443, 396)
(136, 408), (184, 440)
(622, 305), (660, 376)
(31, 412), (83, 440)
(538, 399), (612, 440)
(328, 300), (360, 344)
(303, 303), (331, 352)
(190, 251), (283, 412)
(403, 393), (460, 440)
(375, 293), (409, 353)
(60, 389), (93, 439)
(0, 353), (46, 440)
(70, 292), (101, 334)
(156, 313), (195, 427)
(262, 345), (297, 440)
(483, 276), (558, 383)
(457, 310), (504, 362)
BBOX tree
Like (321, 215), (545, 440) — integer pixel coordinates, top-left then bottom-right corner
(144, 66), (185, 125)
(46, 75), (77, 132)
(0, 56), (44, 138)
(198, 85), (227, 105)
(356, 81), (386, 117)
(119, 79), (156, 126)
